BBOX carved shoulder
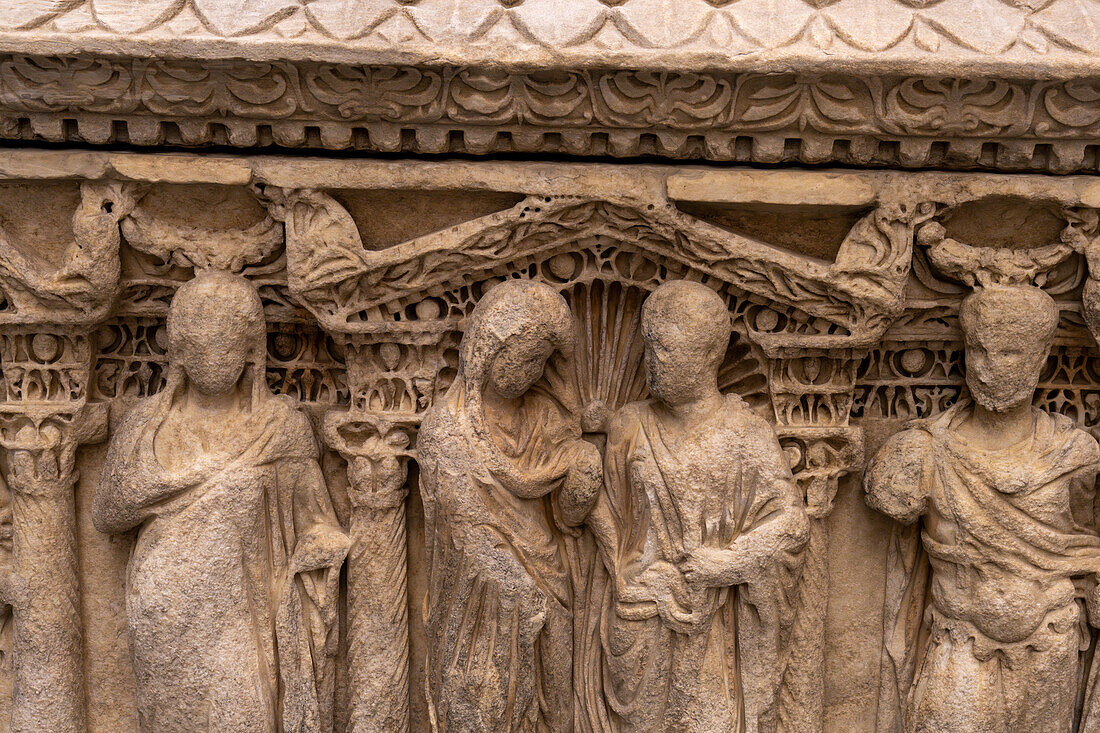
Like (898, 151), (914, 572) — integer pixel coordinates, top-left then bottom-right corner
(864, 427), (934, 525)
(733, 404), (784, 445)
(104, 394), (162, 458)
(269, 395), (320, 459)
(1050, 411), (1100, 464)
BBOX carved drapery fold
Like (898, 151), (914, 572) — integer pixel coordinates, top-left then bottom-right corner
(0, 157), (1090, 731)
(262, 179), (932, 732)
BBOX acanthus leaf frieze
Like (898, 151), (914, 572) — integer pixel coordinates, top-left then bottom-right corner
(4, 56), (1100, 171)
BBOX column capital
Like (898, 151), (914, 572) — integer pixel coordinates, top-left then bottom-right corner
(0, 403), (108, 498)
(776, 425), (865, 520)
(322, 409), (416, 511)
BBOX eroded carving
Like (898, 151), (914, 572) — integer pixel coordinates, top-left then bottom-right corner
(417, 280), (602, 731)
(0, 160), (1088, 732)
(582, 281), (809, 732)
(0, 181), (136, 321)
(866, 280), (1100, 732)
(93, 271), (349, 732)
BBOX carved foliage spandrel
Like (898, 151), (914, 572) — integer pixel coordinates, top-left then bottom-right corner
(0, 181), (139, 323)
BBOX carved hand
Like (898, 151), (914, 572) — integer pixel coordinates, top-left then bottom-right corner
(618, 560), (686, 606)
(556, 440), (602, 527)
(681, 546), (745, 589)
(289, 523), (352, 576)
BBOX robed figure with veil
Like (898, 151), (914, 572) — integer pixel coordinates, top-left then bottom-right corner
(94, 271), (349, 733)
(417, 279), (603, 732)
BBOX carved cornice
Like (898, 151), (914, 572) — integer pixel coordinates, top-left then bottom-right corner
(4, 54), (1100, 170)
(3, 0), (1100, 77)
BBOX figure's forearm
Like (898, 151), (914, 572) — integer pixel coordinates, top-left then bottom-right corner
(93, 470), (195, 534)
(92, 486), (150, 534)
(585, 494), (620, 574)
(724, 504), (809, 582)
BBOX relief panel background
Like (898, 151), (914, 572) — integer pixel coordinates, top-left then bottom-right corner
(0, 160), (1094, 731)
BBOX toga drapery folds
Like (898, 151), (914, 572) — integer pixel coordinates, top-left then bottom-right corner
(577, 395), (807, 733)
(871, 402), (1100, 733)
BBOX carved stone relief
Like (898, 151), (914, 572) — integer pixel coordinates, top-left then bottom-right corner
(6, 58), (1100, 172)
(2, 155), (1100, 733)
(93, 270), (349, 732)
(584, 280), (808, 732)
(865, 238), (1100, 732)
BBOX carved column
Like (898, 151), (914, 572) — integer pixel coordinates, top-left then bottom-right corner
(764, 348), (864, 733)
(325, 410), (414, 733)
(0, 329), (107, 733)
(322, 334), (444, 733)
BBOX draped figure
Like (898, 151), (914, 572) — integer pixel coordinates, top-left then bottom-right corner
(871, 402), (1100, 732)
(93, 271), (349, 733)
(867, 284), (1100, 733)
(580, 280), (808, 733)
(417, 279), (602, 732)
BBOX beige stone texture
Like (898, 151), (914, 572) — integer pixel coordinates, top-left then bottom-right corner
(1, 2), (1100, 730)
(0, 154), (1084, 732)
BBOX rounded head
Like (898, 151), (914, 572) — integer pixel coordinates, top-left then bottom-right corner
(959, 284), (1057, 412)
(641, 280), (731, 407)
(462, 279), (574, 399)
(167, 270), (266, 397)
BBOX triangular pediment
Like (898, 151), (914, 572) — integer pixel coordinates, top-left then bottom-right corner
(381, 229), (841, 348)
(271, 190), (919, 349)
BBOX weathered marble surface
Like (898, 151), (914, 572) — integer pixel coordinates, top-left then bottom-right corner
(1, 152), (1100, 733)
(1, 0), (1098, 75)
(0, 1), (1099, 169)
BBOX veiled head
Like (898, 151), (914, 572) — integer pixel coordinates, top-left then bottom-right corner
(167, 270), (266, 397)
(641, 280), (731, 407)
(960, 284), (1057, 412)
(461, 279), (574, 399)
